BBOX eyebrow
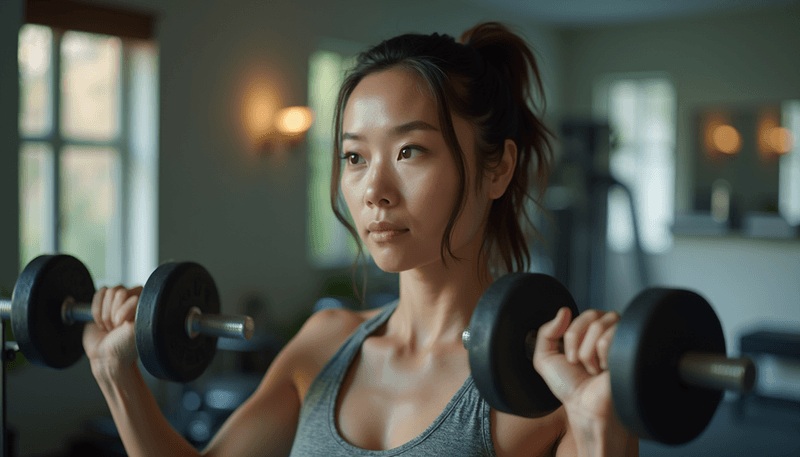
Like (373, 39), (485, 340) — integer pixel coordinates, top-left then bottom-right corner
(342, 120), (439, 141)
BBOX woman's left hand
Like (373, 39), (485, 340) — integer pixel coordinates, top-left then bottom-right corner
(533, 307), (633, 454)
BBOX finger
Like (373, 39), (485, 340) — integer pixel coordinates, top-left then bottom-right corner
(577, 311), (619, 375)
(113, 294), (139, 328)
(534, 306), (572, 356)
(91, 287), (108, 332)
(597, 322), (618, 371)
(563, 309), (602, 364)
(102, 286), (123, 331)
(111, 286), (134, 329)
(128, 285), (143, 298)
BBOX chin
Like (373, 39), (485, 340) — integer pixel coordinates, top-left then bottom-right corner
(369, 256), (409, 273)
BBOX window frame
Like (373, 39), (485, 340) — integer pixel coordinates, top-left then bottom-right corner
(593, 71), (677, 254)
(306, 38), (363, 269)
(19, 23), (158, 286)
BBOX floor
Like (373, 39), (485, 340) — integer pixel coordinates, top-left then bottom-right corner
(639, 396), (800, 457)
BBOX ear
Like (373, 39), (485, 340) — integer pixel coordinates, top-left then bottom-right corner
(488, 139), (518, 199)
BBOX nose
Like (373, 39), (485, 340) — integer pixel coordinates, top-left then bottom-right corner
(364, 159), (399, 208)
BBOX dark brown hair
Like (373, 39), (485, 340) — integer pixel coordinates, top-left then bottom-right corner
(330, 22), (553, 276)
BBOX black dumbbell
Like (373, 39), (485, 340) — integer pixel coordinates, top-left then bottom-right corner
(462, 273), (755, 445)
(0, 254), (255, 382)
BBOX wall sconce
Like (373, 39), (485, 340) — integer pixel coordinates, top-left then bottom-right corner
(703, 113), (741, 156)
(240, 77), (314, 156)
(255, 106), (315, 154)
(758, 112), (794, 160)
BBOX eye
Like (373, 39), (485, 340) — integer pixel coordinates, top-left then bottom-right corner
(399, 145), (423, 160)
(341, 152), (364, 165)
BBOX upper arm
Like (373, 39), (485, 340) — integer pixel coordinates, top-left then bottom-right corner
(200, 335), (303, 457)
(201, 308), (361, 457)
(491, 408), (564, 457)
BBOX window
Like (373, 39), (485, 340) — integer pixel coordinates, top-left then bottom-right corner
(780, 100), (800, 226)
(18, 22), (158, 286)
(594, 75), (676, 254)
(307, 43), (361, 268)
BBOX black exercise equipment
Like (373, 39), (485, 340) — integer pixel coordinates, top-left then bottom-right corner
(463, 272), (755, 445)
(462, 273), (580, 418)
(0, 254), (255, 382)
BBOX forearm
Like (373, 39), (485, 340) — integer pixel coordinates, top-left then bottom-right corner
(93, 361), (200, 457)
(559, 408), (638, 457)
(573, 420), (635, 457)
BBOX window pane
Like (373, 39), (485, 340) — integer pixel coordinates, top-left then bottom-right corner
(60, 146), (120, 282)
(61, 31), (121, 141)
(307, 50), (359, 267)
(18, 24), (52, 137)
(780, 100), (800, 226)
(640, 80), (676, 145)
(604, 78), (676, 254)
(19, 143), (55, 268)
(608, 81), (637, 145)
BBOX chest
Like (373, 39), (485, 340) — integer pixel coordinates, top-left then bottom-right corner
(335, 339), (469, 451)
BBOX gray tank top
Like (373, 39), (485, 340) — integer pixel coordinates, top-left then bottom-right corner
(288, 300), (498, 456)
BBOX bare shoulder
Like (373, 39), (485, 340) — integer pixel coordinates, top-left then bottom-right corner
(491, 406), (567, 457)
(202, 306), (382, 456)
(287, 306), (383, 399)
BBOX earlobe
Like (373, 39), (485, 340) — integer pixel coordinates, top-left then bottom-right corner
(489, 139), (518, 199)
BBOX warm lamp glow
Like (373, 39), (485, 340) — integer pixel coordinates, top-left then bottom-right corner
(243, 83), (279, 141)
(767, 127), (794, 155)
(711, 125), (742, 155)
(275, 106), (314, 135)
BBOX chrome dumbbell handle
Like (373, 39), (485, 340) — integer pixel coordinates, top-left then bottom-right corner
(0, 297), (253, 341)
(185, 306), (254, 340)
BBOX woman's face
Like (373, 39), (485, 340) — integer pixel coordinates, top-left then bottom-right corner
(340, 67), (492, 273)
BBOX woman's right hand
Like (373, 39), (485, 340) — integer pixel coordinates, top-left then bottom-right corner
(83, 286), (143, 377)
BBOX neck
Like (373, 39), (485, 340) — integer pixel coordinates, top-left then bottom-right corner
(388, 251), (493, 353)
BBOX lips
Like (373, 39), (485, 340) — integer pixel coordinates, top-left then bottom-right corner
(368, 221), (407, 232)
(367, 221), (409, 242)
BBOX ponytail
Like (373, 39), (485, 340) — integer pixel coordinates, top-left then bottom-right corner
(459, 22), (555, 274)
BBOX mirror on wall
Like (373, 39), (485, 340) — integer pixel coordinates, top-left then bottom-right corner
(675, 101), (800, 238)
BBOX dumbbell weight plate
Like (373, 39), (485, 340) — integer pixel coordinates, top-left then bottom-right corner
(608, 288), (725, 445)
(11, 254), (95, 368)
(467, 273), (580, 417)
(136, 262), (220, 382)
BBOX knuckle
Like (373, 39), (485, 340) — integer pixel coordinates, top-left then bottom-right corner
(588, 320), (604, 333)
(583, 309), (601, 320)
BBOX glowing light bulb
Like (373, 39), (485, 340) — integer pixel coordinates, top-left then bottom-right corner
(275, 107), (314, 135)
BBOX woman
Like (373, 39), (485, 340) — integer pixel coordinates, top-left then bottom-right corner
(84, 22), (638, 456)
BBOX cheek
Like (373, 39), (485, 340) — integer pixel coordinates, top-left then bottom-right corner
(340, 174), (361, 225)
(407, 168), (459, 232)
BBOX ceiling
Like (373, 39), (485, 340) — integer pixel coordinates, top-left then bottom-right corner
(465, 0), (799, 27)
